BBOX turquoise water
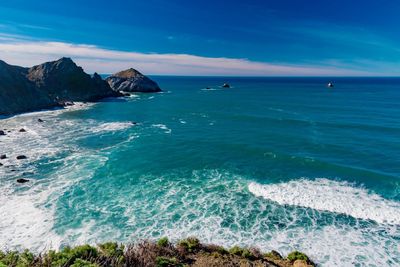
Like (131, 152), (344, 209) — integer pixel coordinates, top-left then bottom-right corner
(0, 77), (399, 266)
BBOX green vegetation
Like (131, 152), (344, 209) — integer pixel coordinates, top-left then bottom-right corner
(0, 238), (314, 267)
(155, 256), (183, 267)
(156, 237), (170, 248)
(177, 237), (200, 252)
(228, 246), (254, 259)
(70, 259), (99, 267)
(264, 250), (283, 260)
(287, 250), (310, 262)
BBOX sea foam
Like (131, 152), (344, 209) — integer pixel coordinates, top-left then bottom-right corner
(152, 124), (172, 133)
(91, 122), (134, 133)
(248, 178), (400, 225)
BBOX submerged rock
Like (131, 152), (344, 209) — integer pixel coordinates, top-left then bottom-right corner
(0, 130), (5, 135)
(106, 68), (162, 93)
(16, 155), (27, 160)
(0, 154), (6, 159)
(37, 118), (44, 122)
(222, 83), (230, 88)
(16, 178), (30, 184)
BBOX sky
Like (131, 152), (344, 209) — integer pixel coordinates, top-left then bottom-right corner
(0, 0), (399, 76)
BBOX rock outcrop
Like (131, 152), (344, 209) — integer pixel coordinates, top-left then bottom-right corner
(0, 58), (120, 116)
(0, 60), (57, 115)
(106, 68), (161, 93)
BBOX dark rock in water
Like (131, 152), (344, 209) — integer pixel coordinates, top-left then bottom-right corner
(0, 130), (5, 135)
(222, 83), (230, 88)
(0, 58), (121, 116)
(0, 162), (3, 166)
(106, 68), (162, 93)
(17, 178), (30, 184)
(0, 154), (6, 159)
(16, 155), (27, 160)
(62, 101), (74, 106)
(121, 92), (131, 97)
(19, 128), (26, 132)
(38, 118), (44, 122)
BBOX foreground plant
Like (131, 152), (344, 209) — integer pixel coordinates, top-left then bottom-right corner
(0, 238), (315, 267)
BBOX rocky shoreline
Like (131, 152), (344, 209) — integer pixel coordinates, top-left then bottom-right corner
(0, 58), (161, 116)
(0, 238), (315, 267)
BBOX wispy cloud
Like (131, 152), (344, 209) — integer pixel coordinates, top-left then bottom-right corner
(0, 35), (393, 76)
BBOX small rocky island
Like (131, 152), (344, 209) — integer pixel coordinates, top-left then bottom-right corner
(0, 58), (161, 116)
(106, 68), (162, 93)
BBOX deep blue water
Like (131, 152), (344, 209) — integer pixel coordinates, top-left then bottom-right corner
(1, 77), (399, 266)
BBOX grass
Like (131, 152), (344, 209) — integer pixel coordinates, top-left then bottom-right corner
(0, 238), (314, 267)
(287, 250), (310, 262)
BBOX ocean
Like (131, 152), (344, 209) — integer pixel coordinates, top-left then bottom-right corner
(0, 77), (399, 266)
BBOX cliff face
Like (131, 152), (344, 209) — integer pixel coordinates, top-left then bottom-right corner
(106, 68), (162, 93)
(0, 60), (57, 115)
(0, 58), (120, 116)
(27, 58), (118, 102)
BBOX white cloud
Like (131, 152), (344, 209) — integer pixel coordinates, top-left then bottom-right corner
(0, 37), (383, 76)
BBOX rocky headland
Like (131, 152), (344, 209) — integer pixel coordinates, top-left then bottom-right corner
(0, 58), (161, 116)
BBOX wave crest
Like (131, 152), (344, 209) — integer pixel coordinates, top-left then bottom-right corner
(248, 178), (400, 225)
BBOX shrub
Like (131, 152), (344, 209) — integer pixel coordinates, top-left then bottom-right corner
(241, 248), (254, 259)
(229, 245), (243, 256)
(98, 242), (124, 258)
(228, 246), (254, 259)
(18, 249), (35, 266)
(287, 251), (309, 262)
(70, 258), (99, 267)
(264, 250), (283, 260)
(215, 246), (229, 255)
(155, 256), (183, 267)
(0, 251), (19, 266)
(46, 245), (98, 266)
(97, 242), (125, 266)
(157, 237), (170, 247)
(177, 237), (200, 253)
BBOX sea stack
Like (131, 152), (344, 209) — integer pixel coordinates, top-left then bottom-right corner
(106, 68), (162, 93)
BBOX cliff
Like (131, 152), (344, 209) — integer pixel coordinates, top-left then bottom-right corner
(0, 58), (120, 116)
(0, 60), (57, 115)
(106, 68), (162, 93)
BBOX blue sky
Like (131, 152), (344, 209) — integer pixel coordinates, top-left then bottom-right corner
(0, 0), (399, 75)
